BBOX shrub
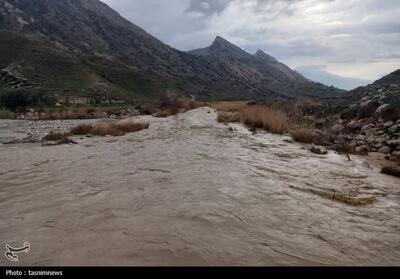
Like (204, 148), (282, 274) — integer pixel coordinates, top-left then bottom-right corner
(70, 123), (92, 135)
(211, 101), (247, 112)
(217, 111), (242, 123)
(153, 97), (196, 118)
(70, 120), (149, 137)
(333, 142), (354, 154)
(153, 110), (173, 118)
(116, 121), (149, 133)
(42, 131), (71, 141)
(90, 123), (125, 136)
(240, 105), (289, 134)
(290, 128), (316, 144)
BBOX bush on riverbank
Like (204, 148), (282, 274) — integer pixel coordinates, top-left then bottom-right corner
(217, 111), (242, 123)
(240, 105), (289, 134)
(153, 95), (197, 118)
(42, 131), (72, 141)
(290, 127), (316, 144)
(212, 102), (289, 134)
(70, 120), (149, 137)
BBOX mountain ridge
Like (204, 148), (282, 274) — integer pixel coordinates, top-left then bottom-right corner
(0, 0), (344, 101)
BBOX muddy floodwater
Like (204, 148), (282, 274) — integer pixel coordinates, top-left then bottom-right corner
(0, 108), (399, 266)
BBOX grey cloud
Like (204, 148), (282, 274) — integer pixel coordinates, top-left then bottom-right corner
(251, 0), (301, 17)
(243, 39), (331, 58)
(377, 54), (400, 59)
(185, 0), (307, 17)
(102, 0), (400, 84)
(251, 0), (335, 17)
(185, 0), (232, 16)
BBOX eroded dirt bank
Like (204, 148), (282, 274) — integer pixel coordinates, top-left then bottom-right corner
(0, 108), (399, 266)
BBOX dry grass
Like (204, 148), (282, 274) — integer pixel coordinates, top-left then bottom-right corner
(211, 101), (348, 152)
(211, 102), (289, 134)
(115, 120), (150, 133)
(290, 128), (316, 144)
(217, 111), (242, 123)
(210, 101), (248, 112)
(42, 131), (71, 141)
(0, 110), (16, 119)
(381, 166), (400, 178)
(240, 105), (289, 134)
(290, 127), (335, 146)
(70, 120), (149, 137)
(90, 123), (125, 137)
(153, 97), (197, 118)
(70, 123), (92, 135)
(153, 111), (172, 118)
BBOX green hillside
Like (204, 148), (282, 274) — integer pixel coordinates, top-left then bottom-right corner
(0, 31), (165, 102)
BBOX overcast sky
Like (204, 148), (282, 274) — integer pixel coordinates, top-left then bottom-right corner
(101, 0), (400, 88)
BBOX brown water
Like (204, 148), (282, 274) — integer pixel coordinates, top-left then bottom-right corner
(0, 108), (399, 266)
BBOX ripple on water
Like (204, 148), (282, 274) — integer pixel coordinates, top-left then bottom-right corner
(0, 108), (399, 266)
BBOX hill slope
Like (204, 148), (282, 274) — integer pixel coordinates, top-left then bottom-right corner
(0, 31), (166, 101)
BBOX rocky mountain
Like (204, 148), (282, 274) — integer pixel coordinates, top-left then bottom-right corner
(340, 69), (400, 121)
(253, 50), (307, 83)
(326, 69), (400, 158)
(0, 0), (343, 101)
(190, 37), (307, 84)
(189, 36), (342, 99)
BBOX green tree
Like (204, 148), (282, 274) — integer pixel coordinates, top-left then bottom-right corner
(0, 90), (57, 112)
(0, 91), (31, 112)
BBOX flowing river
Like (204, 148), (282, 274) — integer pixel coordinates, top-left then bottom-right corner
(0, 107), (399, 266)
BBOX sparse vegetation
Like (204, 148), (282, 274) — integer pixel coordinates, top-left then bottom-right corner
(70, 120), (149, 137)
(212, 102), (289, 134)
